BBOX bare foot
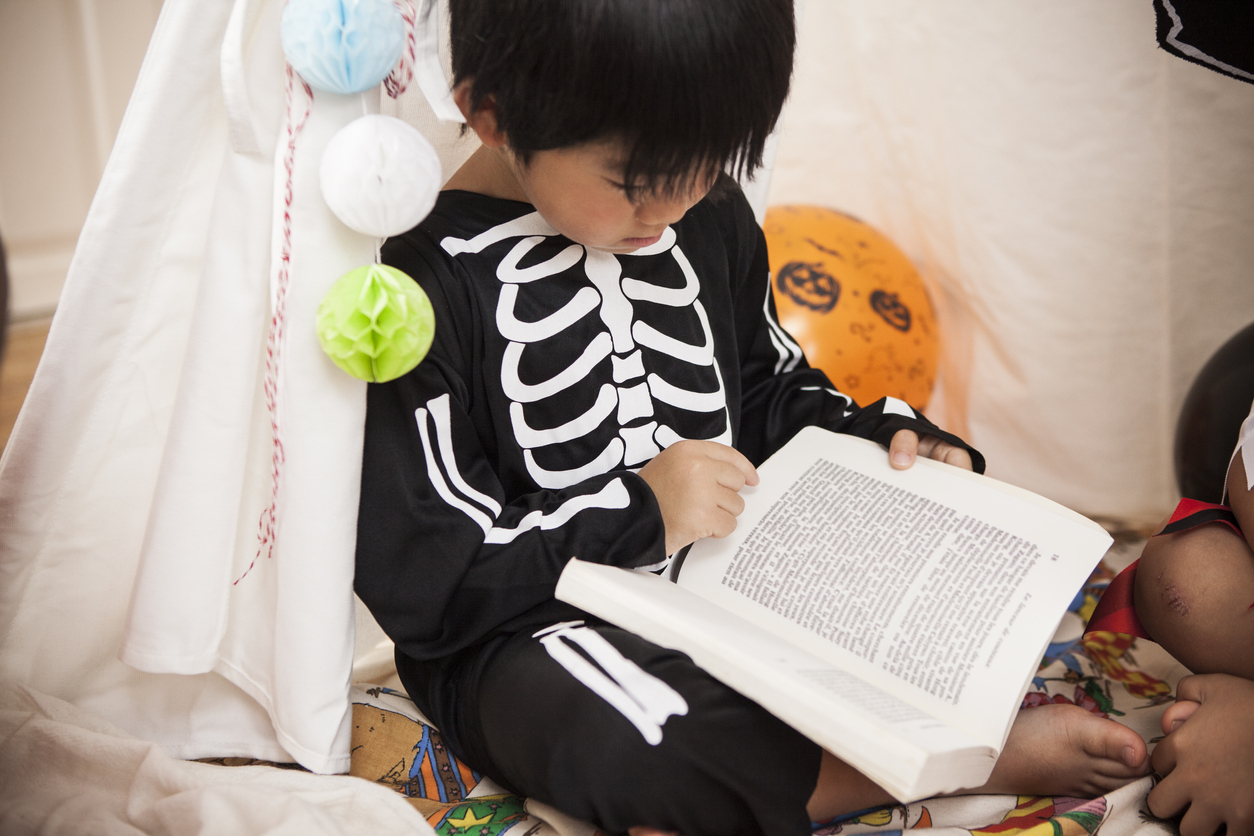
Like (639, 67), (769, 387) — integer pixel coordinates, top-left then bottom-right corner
(980, 703), (1151, 797)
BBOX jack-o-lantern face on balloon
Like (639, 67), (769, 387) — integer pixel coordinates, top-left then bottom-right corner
(776, 262), (840, 313)
(763, 206), (939, 410)
(869, 290), (911, 332)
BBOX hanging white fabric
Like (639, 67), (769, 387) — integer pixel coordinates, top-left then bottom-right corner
(0, 0), (467, 772)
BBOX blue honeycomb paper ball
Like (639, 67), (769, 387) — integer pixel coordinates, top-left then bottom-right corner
(281, 0), (406, 95)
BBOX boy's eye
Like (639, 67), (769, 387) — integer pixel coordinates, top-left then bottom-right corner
(607, 179), (643, 202)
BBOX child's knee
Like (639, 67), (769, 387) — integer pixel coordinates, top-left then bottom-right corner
(1133, 524), (1254, 678)
(477, 625), (817, 835)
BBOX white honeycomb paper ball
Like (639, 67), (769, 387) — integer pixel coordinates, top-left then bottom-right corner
(320, 114), (442, 238)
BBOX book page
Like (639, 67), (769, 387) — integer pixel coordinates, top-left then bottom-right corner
(677, 428), (1111, 747)
(555, 558), (997, 800)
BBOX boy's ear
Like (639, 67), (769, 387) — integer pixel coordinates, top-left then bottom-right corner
(453, 81), (508, 149)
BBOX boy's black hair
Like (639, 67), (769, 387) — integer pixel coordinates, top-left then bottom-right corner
(449, 0), (795, 197)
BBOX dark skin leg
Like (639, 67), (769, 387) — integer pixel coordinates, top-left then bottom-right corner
(1133, 454), (1254, 680)
(1141, 454), (1254, 836)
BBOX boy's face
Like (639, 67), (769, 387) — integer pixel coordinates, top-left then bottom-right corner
(507, 140), (715, 254)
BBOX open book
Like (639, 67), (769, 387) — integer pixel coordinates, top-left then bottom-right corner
(555, 427), (1112, 801)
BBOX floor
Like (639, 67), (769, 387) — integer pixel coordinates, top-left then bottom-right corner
(0, 317), (52, 453)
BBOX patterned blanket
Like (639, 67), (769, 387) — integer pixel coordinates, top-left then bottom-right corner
(348, 539), (1186, 836)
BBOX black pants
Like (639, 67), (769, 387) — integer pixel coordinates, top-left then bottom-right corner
(401, 619), (823, 836)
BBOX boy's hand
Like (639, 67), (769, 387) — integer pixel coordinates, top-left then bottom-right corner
(888, 429), (973, 471)
(638, 440), (760, 555)
(1149, 673), (1254, 836)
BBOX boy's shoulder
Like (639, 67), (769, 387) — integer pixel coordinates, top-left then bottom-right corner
(388, 190), (536, 260)
(380, 190), (537, 306)
(381, 177), (759, 289)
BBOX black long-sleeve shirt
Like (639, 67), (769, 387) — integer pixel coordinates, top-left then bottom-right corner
(355, 181), (983, 670)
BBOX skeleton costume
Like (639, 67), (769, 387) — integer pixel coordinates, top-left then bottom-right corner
(356, 179), (984, 836)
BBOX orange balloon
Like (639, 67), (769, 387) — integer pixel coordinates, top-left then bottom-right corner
(763, 206), (939, 410)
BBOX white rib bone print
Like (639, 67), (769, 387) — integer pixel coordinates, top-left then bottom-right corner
(442, 215), (733, 489)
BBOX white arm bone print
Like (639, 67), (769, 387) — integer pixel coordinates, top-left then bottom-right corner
(441, 216), (734, 490)
(414, 393), (633, 544)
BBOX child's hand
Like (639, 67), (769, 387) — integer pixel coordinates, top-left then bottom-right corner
(888, 429), (973, 471)
(1149, 673), (1254, 836)
(638, 440), (760, 555)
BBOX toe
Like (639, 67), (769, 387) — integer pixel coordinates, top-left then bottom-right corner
(1076, 713), (1149, 772)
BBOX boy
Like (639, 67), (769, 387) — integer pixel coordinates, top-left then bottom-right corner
(355, 2), (1150, 833)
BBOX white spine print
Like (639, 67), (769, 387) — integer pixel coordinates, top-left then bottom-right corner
(535, 623), (688, 745)
(439, 216), (734, 487)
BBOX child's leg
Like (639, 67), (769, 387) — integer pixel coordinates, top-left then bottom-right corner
(471, 621), (1150, 835)
(1132, 518), (1254, 679)
(472, 621), (822, 836)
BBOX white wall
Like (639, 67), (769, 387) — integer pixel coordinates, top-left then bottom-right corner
(770, 0), (1254, 522)
(5, 0), (1252, 523)
(0, 0), (163, 319)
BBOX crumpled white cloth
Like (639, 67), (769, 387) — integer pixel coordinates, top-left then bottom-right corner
(0, 682), (431, 836)
(0, 0), (452, 775)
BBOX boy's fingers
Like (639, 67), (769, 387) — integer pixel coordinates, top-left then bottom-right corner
(888, 430), (918, 469)
(696, 440), (759, 485)
(1161, 698), (1200, 734)
(1145, 774), (1186, 825)
(710, 459), (749, 492)
(938, 445), (973, 470)
(1174, 674), (1206, 704)
(915, 435), (974, 470)
(708, 507), (739, 539)
(1178, 802), (1225, 836)
(1149, 732), (1179, 778)
(715, 486), (746, 518)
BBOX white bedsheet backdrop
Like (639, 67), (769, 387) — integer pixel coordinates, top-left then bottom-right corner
(771, 0), (1254, 524)
(0, 0), (473, 772)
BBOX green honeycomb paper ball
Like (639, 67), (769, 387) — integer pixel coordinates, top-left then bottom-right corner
(316, 264), (435, 382)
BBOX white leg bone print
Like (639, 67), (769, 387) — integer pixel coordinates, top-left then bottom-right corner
(442, 216), (733, 489)
(534, 622), (688, 745)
